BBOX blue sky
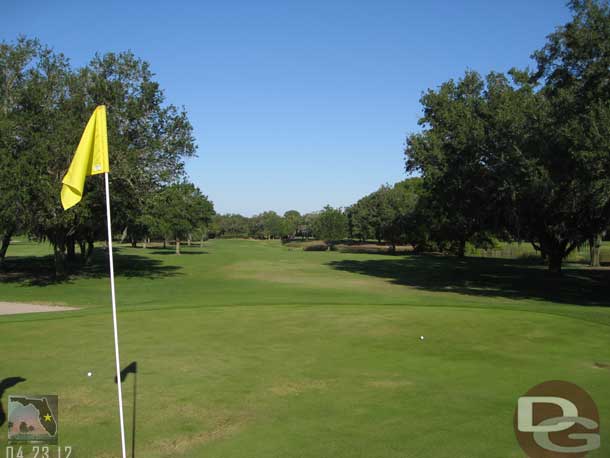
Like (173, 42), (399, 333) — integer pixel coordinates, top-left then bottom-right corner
(2, 1), (571, 216)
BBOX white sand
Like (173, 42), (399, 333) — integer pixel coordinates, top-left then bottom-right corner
(0, 302), (78, 315)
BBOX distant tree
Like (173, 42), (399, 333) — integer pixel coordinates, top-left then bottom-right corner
(212, 214), (250, 238)
(402, 190), (438, 252)
(19, 421), (28, 433)
(382, 180), (421, 252)
(192, 224), (209, 247)
(347, 196), (376, 242)
(300, 212), (319, 239)
(313, 205), (348, 245)
(250, 211), (283, 239)
(347, 179), (422, 251)
(282, 210), (301, 238)
(152, 183), (214, 254)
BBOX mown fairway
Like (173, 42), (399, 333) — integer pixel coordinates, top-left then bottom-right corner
(1, 239), (609, 457)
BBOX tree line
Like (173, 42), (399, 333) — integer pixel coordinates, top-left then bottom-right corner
(0, 37), (214, 275)
(213, 1), (610, 274)
(209, 208), (346, 242)
(2, 1), (609, 276)
(209, 179), (420, 250)
(405, 0), (610, 273)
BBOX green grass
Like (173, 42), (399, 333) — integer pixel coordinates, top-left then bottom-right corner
(466, 240), (610, 263)
(1, 239), (609, 457)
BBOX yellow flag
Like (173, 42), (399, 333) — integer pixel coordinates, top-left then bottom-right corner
(61, 105), (110, 210)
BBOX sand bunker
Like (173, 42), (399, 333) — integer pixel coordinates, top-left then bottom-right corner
(0, 302), (78, 315)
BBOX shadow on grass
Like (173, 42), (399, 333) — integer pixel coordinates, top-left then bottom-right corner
(0, 248), (181, 287)
(148, 249), (207, 256)
(328, 254), (610, 307)
(0, 376), (26, 428)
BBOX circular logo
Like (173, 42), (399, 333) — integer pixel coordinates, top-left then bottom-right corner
(514, 380), (600, 458)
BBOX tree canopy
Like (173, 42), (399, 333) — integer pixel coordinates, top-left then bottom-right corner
(0, 37), (209, 274)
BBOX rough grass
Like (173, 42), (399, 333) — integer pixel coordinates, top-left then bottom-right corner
(1, 239), (609, 457)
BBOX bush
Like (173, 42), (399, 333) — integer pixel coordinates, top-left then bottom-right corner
(303, 242), (329, 251)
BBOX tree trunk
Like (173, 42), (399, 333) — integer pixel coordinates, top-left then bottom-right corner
(163, 238), (167, 249)
(200, 234), (204, 248)
(143, 237), (148, 249)
(176, 239), (181, 255)
(0, 231), (12, 267)
(589, 233), (604, 267)
(187, 234), (192, 247)
(540, 236), (575, 275)
(66, 237), (76, 261)
(78, 240), (87, 260)
(532, 242), (547, 261)
(456, 239), (466, 258)
(53, 236), (67, 278)
(390, 242), (396, 254)
(85, 240), (95, 265)
(548, 251), (563, 274)
(131, 237), (137, 248)
(120, 226), (128, 243)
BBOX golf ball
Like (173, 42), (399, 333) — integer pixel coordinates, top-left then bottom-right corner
(87, 371), (93, 377)
(420, 336), (425, 340)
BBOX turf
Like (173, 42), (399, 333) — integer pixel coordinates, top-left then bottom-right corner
(1, 239), (609, 457)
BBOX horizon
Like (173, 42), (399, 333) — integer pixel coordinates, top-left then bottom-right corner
(2, 0), (571, 216)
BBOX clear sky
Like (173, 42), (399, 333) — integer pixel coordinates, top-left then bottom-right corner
(2, 0), (571, 216)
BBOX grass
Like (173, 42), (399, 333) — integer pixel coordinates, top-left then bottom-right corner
(466, 240), (610, 263)
(1, 239), (609, 457)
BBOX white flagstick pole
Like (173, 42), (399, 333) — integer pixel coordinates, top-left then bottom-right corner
(104, 171), (127, 458)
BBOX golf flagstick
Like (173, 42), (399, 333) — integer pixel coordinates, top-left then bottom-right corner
(104, 171), (128, 458)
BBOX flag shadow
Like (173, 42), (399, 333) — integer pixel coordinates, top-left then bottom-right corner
(115, 362), (138, 458)
(0, 376), (26, 428)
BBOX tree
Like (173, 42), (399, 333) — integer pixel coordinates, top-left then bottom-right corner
(348, 193), (382, 242)
(0, 37), (41, 266)
(250, 211), (283, 239)
(405, 71), (501, 257)
(530, 0), (610, 269)
(151, 183), (214, 254)
(382, 180), (421, 252)
(5, 39), (77, 276)
(300, 212), (319, 239)
(313, 206), (348, 245)
(348, 179), (422, 251)
(70, 51), (197, 259)
(211, 214), (250, 238)
(0, 39), (198, 275)
(282, 210), (301, 239)
(404, 52), (610, 273)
